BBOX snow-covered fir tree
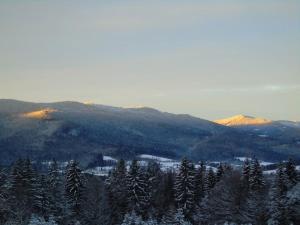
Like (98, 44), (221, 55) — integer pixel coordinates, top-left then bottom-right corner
(146, 161), (163, 217)
(242, 158), (251, 190)
(7, 159), (38, 224)
(204, 171), (242, 224)
(65, 160), (85, 217)
(174, 158), (195, 218)
(286, 182), (300, 225)
(106, 159), (129, 224)
(204, 167), (216, 194)
(159, 171), (175, 217)
(194, 161), (205, 203)
(268, 164), (290, 225)
(216, 163), (225, 182)
(285, 158), (298, 188)
(0, 167), (8, 224)
(47, 159), (63, 219)
(126, 160), (150, 218)
(249, 158), (264, 192)
(33, 175), (51, 218)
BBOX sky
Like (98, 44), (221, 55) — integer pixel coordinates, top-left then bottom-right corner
(0, 0), (300, 121)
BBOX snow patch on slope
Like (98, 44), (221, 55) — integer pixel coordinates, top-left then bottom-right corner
(215, 114), (272, 126)
(138, 154), (173, 162)
(21, 108), (57, 120)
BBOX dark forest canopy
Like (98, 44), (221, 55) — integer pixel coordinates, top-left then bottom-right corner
(0, 158), (299, 225)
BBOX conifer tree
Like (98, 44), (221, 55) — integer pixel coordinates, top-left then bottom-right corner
(286, 183), (300, 225)
(146, 161), (163, 217)
(249, 158), (264, 192)
(126, 160), (150, 217)
(106, 159), (129, 224)
(0, 167), (8, 224)
(65, 160), (84, 217)
(23, 158), (37, 208)
(7, 159), (38, 224)
(242, 158), (251, 190)
(285, 158), (298, 188)
(194, 161), (205, 203)
(216, 163), (225, 182)
(268, 164), (290, 225)
(204, 167), (216, 194)
(159, 171), (175, 214)
(34, 175), (51, 218)
(174, 158), (195, 218)
(48, 159), (63, 219)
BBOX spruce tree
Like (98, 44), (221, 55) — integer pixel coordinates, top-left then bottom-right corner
(159, 171), (175, 214)
(286, 183), (300, 225)
(194, 161), (205, 203)
(0, 167), (8, 224)
(249, 158), (264, 192)
(242, 158), (251, 190)
(65, 160), (84, 218)
(268, 164), (290, 225)
(47, 159), (63, 219)
(216, 163), (225, 182)
(126, 160), (150, 218)
(106, 159), (129, 224)
(204, 167), (216, 194)
(23, 158), (37, 209)
(174, 158), (195, 218)
(34, 175), (51, 218)
(7, 159), (37, 224)
(146, 161), (163, 217)
(285, 158), (298, 188)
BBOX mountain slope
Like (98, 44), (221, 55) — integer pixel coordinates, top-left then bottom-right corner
(0, 99), (299, 165)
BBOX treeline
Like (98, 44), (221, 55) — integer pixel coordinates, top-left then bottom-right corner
(0, 158), (299, 225)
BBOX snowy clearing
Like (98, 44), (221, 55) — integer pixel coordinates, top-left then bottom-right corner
(103, 155), (117, 161)
(138, 154), (173, 162)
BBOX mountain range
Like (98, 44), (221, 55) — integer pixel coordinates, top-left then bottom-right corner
(0, 99), (299, 166)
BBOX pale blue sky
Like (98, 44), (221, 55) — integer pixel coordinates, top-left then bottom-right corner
(0, 0), (300, 120)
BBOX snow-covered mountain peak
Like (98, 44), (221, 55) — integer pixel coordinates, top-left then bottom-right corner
(214, 114), (272, 126)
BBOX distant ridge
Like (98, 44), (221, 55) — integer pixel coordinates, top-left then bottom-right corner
(214, 114), (272, 126)
(0, 99), (299, 164)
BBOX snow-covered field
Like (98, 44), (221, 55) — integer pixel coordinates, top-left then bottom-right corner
(84, 154), (220, 176)
(103, 155), (117, 161)
(83, 154), (299, 177)
(138, 154), (173, 162)
(85, 166), (114, 176)
(235, 157), (274, 166)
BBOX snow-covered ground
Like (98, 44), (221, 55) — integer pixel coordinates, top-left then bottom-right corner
(103, 155), (117, 162)
(84, 154), (220, 176)
(235, 157), (249, 162)
(84, 166), (114, 176)
(84, 154), (298, 177)
(138, 154), (173, 162)
(235, 157), (274, 166)
(263, 169), (277, 174)
(260, 161), (274, 166)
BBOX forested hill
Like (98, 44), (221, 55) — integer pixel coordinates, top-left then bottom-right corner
(0, 99), (300, 166)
